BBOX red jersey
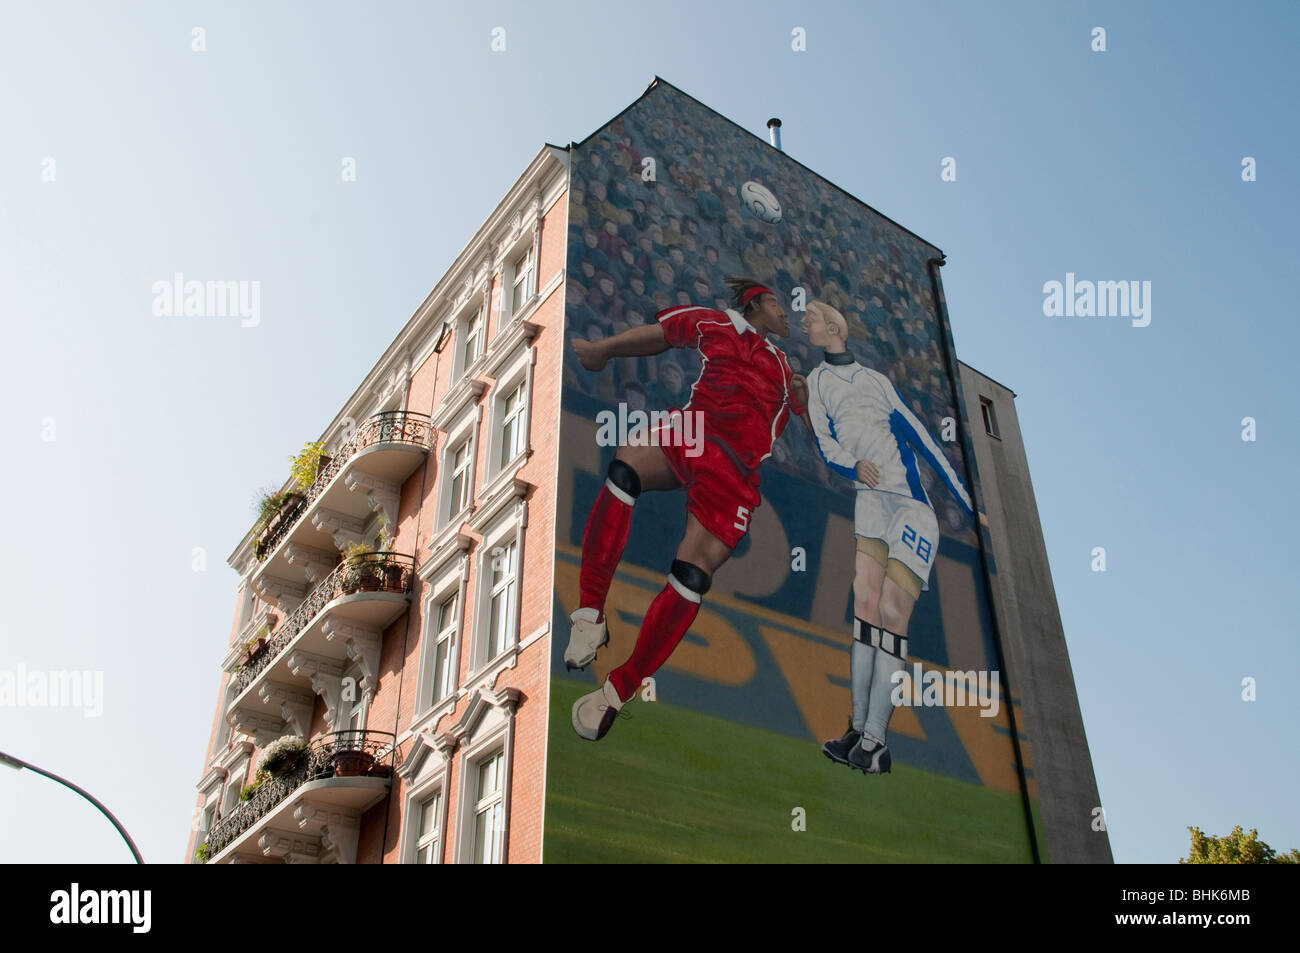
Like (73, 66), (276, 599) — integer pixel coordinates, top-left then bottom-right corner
(656, 305), (804, 470)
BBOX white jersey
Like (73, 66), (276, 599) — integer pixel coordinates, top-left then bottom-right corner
(805, 352), (973, 515)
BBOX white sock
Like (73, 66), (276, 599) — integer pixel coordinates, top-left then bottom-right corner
(864, 630), (906, 744)
(850, 625), (874, 733)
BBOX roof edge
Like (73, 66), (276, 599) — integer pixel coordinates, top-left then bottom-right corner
(572, 75), (944, 257)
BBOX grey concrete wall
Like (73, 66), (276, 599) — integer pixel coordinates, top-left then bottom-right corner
(957, 361), (1112, 863)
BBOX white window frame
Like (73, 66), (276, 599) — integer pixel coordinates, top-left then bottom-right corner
(453, 708), (514, 864)
(413, 787), (444, 864)
(979, 395), (1001, 440)
(200, 799), (217, 835)
(221, 768), (246, 818)
(484, 536), (518, 664)
(434, 405), (482, 534)
(470, 749), (507, 864)
(413, 550), (470, 723)
(400, 758), (449, 865)
(213, 681), (238, 752)
(200, 794), (218, 834)
(470, 507), (524, 675)
(483, 343), (536, 487)
(431, 592), (460, 705)
(497, 380), (527, 472)
(449, 440), (473, 518)
(193, 782), (221, 862)
(508, 245), (534, 320)
(236, 586), (257, 637)
(344, 693), (367, 742)
(455, 303), (484, 380)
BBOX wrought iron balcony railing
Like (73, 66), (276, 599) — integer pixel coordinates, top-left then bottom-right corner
(235, 552), (415, 693)
(199, 729), (399, 861)
(254, 410), (433, 561)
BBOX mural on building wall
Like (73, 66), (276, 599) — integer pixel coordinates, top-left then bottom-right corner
(546, 81), (1041, 863)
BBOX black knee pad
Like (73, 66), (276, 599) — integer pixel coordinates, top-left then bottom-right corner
(607, 459), (642, 499)
(670, 559), (711, 596)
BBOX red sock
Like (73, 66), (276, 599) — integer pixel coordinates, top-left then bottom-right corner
(608, 579), (700, 702)
(578, 484), (633, 614)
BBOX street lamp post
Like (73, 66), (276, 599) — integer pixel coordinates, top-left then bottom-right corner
(0, 750), (144, 864)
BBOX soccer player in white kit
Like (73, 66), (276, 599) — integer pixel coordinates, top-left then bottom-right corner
(800, 302), (985, 774)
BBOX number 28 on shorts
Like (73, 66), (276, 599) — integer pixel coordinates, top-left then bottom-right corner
(901, 523), (933, 563)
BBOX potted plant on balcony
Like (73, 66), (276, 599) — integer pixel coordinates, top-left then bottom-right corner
(246, 621), (272, 659)
(252, 488), (305, 559)
(274, 492), (304, 529)
(359, 553), (382, 592)
(252, 489), (283, 559)
(381, 558), (405, 593)
(194, 843), (211, 864)
(375, 520), (405, 592)
(332, 737), (375, 777)
(289, 440), (331, 494)
(340, 541), (381, 592)
(257, 735), (308, 778)
(339, 542), (369, 594)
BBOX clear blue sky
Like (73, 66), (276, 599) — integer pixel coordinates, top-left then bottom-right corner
(1, 0), (1295, 865)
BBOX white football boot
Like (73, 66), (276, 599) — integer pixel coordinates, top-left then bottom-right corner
(571, 679), (624, 741)
(564, 607), (608, 670)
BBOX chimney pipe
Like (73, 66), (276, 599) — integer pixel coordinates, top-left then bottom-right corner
(767, 118), (782, 151)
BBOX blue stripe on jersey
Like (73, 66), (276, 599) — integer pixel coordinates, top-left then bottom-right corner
(892, 384), (973, 516)
(813, 372), (858, 481)
(823, 411), (858, 480)
(890, 410), (929, 505)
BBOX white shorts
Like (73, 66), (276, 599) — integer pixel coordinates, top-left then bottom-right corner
(855, 490), (940, 591)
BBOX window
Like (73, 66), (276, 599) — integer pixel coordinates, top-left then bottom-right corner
(446, 689), (516, 864)
(414, 553), (468, 722)
(481, 343), (534, 483)
(344, 695), (366, 745)
(214, 683), (237, 751)
(486, 538), (518, 661)
(431, 593), (458, 705)
(194, 796), (218, 862)
(449, 440), (473, 518)
(462, 310), (483, 372)
(415, 791), (441, 864)
(236, 587), (256, 638)
(510, 249), (533, 318)
(498, 381), (527, 469)
(221, 772), (245, 817)
(979, 396), (1000, 439)
(472, 751), (506, 864)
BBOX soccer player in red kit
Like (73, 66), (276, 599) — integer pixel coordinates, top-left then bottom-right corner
(567, 277), (809, 741)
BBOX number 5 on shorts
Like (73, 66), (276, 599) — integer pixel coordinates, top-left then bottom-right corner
(733, 505), (751, 533)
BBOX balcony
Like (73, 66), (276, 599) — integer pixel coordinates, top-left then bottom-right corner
(198, 730), (399, 864)
(228, 553), (414, 738)
(252, 411), (432, 589)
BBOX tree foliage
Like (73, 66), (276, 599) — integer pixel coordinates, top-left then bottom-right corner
(1181, 826), (1300, 864)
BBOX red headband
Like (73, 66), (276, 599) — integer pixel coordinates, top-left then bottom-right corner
(739, 285), (774, 307)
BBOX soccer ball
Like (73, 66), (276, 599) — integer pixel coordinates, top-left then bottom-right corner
(739, 180), (782, 224)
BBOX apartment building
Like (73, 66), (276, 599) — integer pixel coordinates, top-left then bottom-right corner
(189, 145), (569, 864)
(189, 77), (1108, 864)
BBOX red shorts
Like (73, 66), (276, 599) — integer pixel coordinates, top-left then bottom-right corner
(652, 411), (762, 550)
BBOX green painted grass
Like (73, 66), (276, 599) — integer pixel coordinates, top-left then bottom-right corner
(544, 676), (1036, 863)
